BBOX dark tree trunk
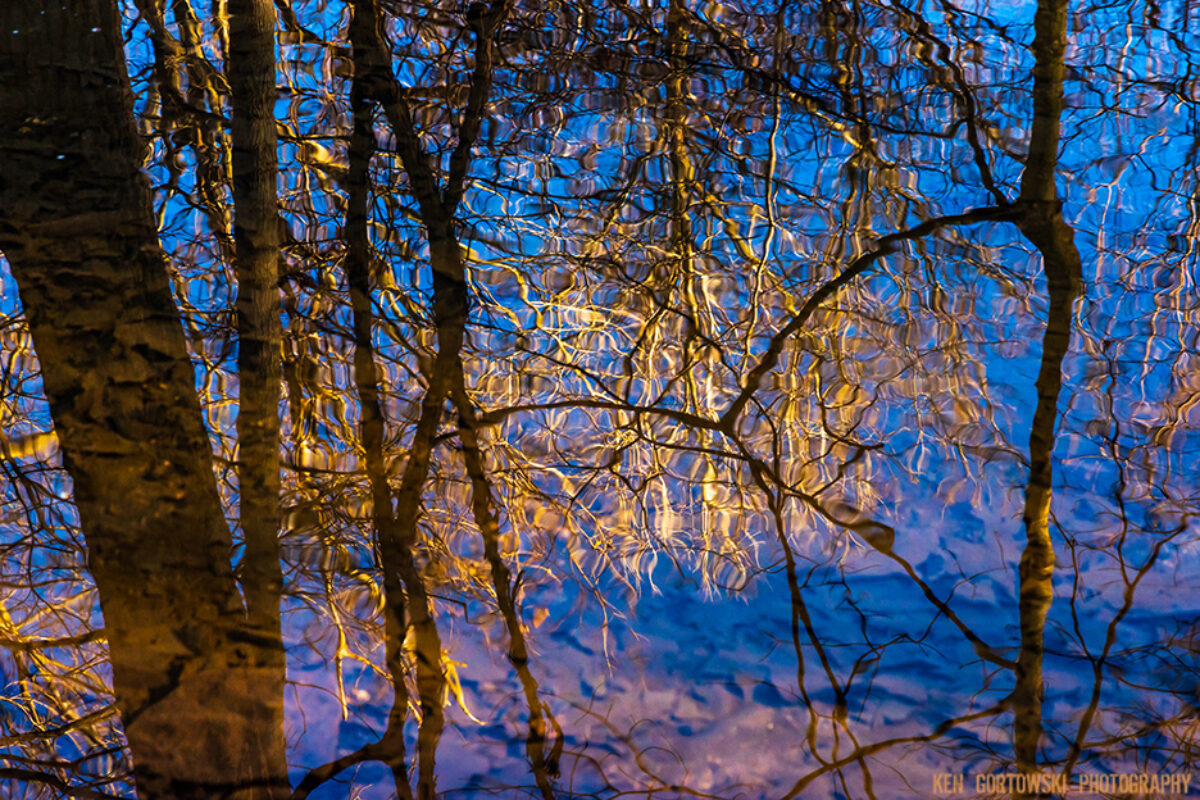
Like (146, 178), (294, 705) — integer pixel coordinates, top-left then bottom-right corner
(227, 0), (284, 639)
(226, 0), (290, 795)
(1012, 0), (1081, 788)
(0, 2), (288, 797)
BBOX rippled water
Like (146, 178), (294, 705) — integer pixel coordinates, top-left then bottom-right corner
(1, 0), (1199, 798)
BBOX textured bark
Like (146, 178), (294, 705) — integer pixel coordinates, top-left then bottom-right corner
(0, 2), (287, 797)
(227, 0), (285, 645)
(226, 2), (290, 796)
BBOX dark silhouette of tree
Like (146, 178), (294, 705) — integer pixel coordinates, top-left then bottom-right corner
(1010, 0), (1081, 786)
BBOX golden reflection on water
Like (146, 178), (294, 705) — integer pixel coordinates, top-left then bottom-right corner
(2, 0), (1200, 797)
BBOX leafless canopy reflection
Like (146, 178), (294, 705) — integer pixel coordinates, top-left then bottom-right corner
(1, 0), (1198, 798)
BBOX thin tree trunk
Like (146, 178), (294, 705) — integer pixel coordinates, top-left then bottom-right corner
(226, 0), (290, 796)
(1011, 0), (1080, 789)
(227, 0), (284, 645)
(338, 2), (512, 795)
(344, 19), (416, 792)
(450, 371), (560, 800)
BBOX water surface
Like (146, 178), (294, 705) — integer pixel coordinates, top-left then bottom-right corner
(1, 0), (1199, 798)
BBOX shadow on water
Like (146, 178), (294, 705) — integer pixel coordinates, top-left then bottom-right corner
(2, 0), (1200, 798)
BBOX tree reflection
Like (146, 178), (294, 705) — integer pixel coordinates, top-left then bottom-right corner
(0, 2), (287, 797)
(1011, 0), (1080, 787)
(1, 0), (1199, 797)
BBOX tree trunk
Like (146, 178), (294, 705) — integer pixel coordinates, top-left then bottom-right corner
(226, 0), (290, 795)
(1012, 0), (1080, 789)
(0, 2), (288, 797)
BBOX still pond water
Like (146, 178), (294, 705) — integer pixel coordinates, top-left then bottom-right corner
(1, 0), (1199, 798)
